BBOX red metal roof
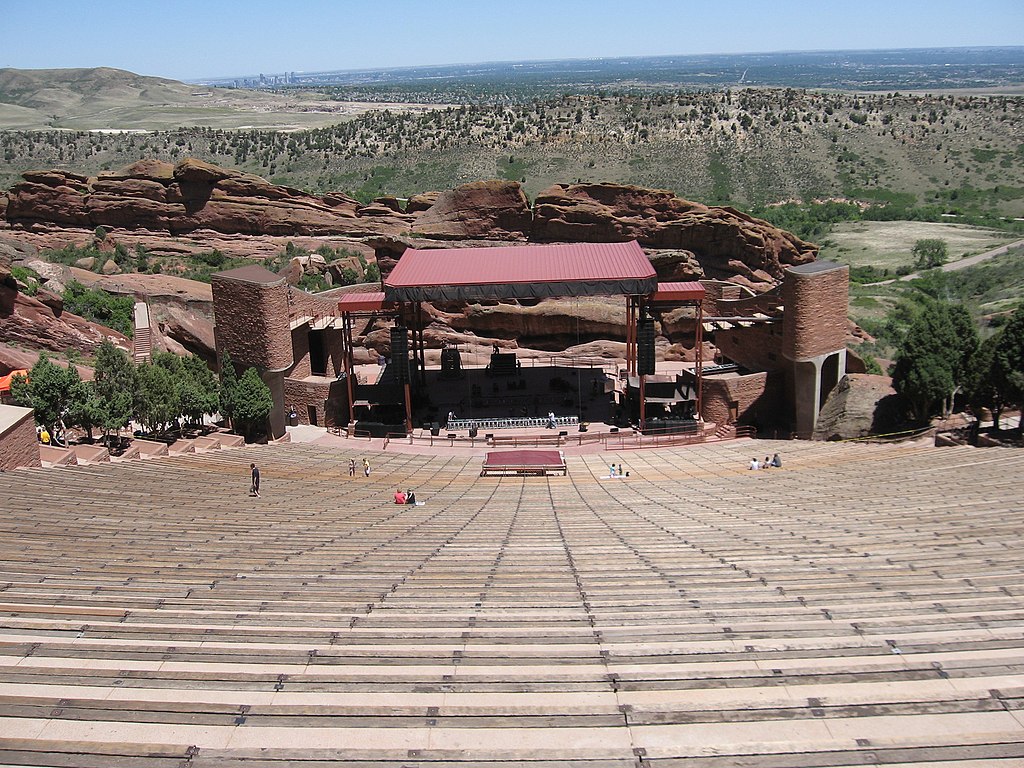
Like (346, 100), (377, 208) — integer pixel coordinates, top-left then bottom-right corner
(384, 241), (657, 301)
(338, 292), (388, 313)
(651, 281), (706, 302)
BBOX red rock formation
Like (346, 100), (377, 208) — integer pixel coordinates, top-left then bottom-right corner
(533, 183), (817, 281)
(4, 159), (404, 238)
(0, 341), (94, 380)
(0, 281), (129, 356)
(67, 270), (216, 361)
(410, 180), (531, 241)
(1, 161), (828, 362)
(447, 298), (628, 348)
(406, 191), (439, 213)
(814, 374), (898, 440)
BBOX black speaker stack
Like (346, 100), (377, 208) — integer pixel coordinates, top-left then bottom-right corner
(637, 316), (656, 376)
(390, 326), (409, 383)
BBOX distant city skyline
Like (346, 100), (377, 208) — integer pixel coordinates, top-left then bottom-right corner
(3, 0), (1023, 82)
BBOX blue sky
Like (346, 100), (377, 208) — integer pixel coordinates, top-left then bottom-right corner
(4, 0), (1023, 81)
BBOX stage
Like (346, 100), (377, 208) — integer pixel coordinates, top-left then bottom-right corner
(480, 449), (568, 477)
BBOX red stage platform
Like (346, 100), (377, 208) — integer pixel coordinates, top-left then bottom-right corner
(480, 450), (567, 477)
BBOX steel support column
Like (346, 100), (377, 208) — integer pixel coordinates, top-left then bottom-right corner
(342, 313), (356, 428)
(695, 300), (703, 423)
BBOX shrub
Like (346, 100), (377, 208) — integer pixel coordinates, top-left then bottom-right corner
(61, 280), (135, 338)
(10, 265), (40, 295)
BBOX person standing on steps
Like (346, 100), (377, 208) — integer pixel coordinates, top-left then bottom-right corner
(348, 458), (356, 477)
(250, 463), (261, 497)
(363, 458), (371, 477)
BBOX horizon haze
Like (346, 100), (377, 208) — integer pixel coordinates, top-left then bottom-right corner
(3, 0), (1024, 82)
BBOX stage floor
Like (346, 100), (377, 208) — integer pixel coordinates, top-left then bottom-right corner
(480, 449), (567, 476)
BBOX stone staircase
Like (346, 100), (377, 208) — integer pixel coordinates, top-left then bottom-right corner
(132, 301), (152, 363)
(1, 439), (1023, 765)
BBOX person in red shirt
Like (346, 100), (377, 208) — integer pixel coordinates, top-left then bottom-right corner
(394, 489), (406, 505)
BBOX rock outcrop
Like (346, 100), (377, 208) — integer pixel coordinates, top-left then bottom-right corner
(3, 162), (817, 288)
(813, 374), (899, 441)
(0, 279), (129, 356)
(411, 180), (531, 240)
(4, 159), (402, 238)
(1, 160), (825, 361)
(533, 183), (817, 281)
(447, 298), (628, 350)
(0, 341), (94, 380)
(66, 270), (216, 361)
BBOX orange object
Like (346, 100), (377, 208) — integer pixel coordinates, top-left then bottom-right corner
(0, 369), (29, 395)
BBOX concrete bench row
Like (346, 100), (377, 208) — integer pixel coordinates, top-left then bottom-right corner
(1, 439), (1023, 765)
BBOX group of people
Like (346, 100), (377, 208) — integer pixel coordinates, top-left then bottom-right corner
(348, 458), (371, 477)
(393, 489), (418, 505)
(609, 463), (626, 478)
(749, 453), (783, 471)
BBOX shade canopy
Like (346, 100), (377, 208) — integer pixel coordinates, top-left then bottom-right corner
(384, 241), (657, 302)
(651, 281), (706, 302)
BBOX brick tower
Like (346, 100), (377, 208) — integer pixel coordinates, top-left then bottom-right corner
(211, 265), (292, 440)
(781, 261), (849, 437)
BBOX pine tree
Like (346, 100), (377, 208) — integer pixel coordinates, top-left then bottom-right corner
(134, 362), (179, 436)
(232, 367), (273, 442)
(892, 301), (959, 423)
(93, 339), (136, 444)
(219, 351), (239, 428)
(179, 355), (220, 427)
(69, 381), (107, 443)
(967, 333), (1008, 429)
(993, 304), (1024, 428)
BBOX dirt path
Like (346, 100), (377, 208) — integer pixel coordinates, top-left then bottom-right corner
(868, 238), (1024, 285)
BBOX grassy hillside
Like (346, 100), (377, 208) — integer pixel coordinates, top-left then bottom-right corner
(2, 85), (1022, 218)
(0, 67), (393, 135)
(820, 221), (1017, 270)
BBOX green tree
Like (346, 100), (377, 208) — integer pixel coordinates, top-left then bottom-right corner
(93, 339), (136, 444)
(891, 301), (959, 423)
(912, 238), (948, 270)
(178, 355), (220, 426)
(943, 304), (979, 416)
(68, 381), (107, 443)
(219, 351), (239, 427)
(967, 333), (1009, 429)
(10, 353), (84, 446)
(992, 304), (1024, 427)
(134, 362), (179, 435)
(232, 367), (273, 442)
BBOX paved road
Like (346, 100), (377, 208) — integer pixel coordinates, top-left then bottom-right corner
(867, 237), (1024, 286)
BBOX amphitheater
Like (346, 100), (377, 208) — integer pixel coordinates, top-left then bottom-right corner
(2, 437), (1024, 767)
